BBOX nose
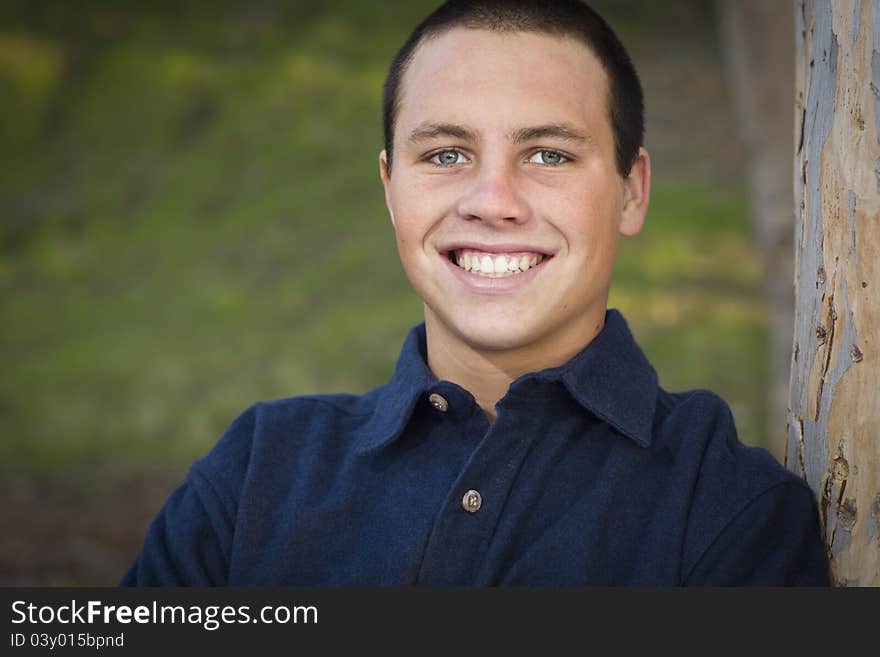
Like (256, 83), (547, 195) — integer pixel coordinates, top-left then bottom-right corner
(456, 159), (529, 225)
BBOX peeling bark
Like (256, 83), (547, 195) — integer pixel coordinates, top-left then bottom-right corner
(789, 0), (880, 587)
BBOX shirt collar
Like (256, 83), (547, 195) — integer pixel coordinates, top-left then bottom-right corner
(529, 309), (659, 448)
(359, 323), (436, 452)
(360, 309), (658, 452)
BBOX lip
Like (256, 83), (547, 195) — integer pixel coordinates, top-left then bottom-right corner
(440, 249), (551, 293)
(437, 241), (555, 256)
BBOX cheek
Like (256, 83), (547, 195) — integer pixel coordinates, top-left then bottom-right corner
(390, 177), (455, 245)
(389, 203), (430, 266)
(557, 187), (620, 249)
(393, 223), (419, 266)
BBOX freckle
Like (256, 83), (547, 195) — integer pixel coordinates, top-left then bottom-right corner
(862, 281), (868, 288)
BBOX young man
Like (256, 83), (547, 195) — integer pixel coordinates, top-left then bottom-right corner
(123, 0), (830, 585)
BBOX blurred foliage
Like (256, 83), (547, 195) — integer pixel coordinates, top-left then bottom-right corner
(0, 0), (770, 472)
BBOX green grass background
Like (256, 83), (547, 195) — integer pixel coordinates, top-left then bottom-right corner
(0, 0), (771, 473)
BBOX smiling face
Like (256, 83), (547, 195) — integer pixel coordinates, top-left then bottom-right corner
(380, 27), (650, 369)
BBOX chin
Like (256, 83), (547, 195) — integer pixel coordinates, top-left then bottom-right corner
(445, 315), (546, 354)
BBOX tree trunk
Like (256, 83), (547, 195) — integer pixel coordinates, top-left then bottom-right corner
(789, 0), (880, 587)
(718, 0), (796, 461)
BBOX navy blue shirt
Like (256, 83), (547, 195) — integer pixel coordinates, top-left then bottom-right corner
(122, 310), (830, 586)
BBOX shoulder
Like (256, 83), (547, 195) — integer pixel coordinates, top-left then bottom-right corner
(654, 387), (788, 487)
(652, 387), (822, 581)
(188, 386), (385, 507)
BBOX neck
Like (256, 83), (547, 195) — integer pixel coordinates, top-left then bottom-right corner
(424, 308), (606, 421)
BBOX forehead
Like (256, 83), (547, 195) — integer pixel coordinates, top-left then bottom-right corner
(396, 27), (611, 139)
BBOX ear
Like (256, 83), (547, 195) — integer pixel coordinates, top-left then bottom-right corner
(618, 147), (650, 237)
(379, 149), (396, 228)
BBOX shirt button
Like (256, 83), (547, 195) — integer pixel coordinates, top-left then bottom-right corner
(461, 489), (482, 513)
(428, 393), (449, 412)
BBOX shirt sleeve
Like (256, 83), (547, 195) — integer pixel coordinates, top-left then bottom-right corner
(119, 404), (260, 586)
(682, 481), (831, 586)
(119, 467), (234, 586)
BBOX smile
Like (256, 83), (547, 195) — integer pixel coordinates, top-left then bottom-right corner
(447, 249), (546, 278)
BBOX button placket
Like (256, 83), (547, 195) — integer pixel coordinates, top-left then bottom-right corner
(414, 407), (543, 585)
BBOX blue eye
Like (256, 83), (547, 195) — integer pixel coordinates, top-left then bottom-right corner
(431, 150), (465, 166)
(529, 150), (568, 165)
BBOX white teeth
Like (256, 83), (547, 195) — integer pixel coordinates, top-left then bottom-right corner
(451, 249), (547, 277)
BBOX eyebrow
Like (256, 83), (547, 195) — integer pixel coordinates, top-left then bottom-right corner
(510, 124), (590, 144)
(406, 121), (590, 146)
(408, 122), (479, 144)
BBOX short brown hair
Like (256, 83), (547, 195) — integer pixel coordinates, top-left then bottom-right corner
(382, 0), (645, 176)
